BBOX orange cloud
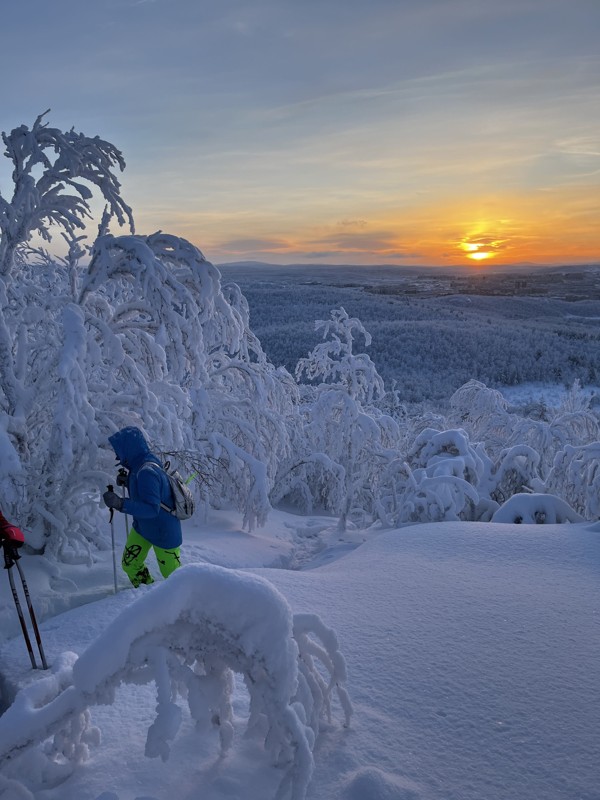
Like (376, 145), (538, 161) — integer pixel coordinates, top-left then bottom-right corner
(140, 182), (599, 267)
(393, 185), (600, 266)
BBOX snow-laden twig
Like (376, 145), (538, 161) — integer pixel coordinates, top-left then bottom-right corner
(0, 565), (352, 800)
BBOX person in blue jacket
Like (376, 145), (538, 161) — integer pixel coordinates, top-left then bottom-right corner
(103, 426), (182, 588)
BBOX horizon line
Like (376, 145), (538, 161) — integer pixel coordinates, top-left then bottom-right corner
(216, 259), (600, 271)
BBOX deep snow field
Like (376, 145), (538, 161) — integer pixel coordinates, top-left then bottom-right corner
(1, 508), (598, 800)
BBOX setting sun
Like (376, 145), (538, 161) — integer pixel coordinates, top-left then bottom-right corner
(457, 229), (505, 263)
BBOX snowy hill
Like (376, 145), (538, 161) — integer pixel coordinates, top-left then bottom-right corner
(1, 512), (598, 800)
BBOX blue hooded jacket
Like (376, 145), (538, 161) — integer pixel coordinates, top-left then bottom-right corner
(108, 427), (182, 549)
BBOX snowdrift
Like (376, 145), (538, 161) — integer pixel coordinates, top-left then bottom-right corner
(1, 515), (598, 800)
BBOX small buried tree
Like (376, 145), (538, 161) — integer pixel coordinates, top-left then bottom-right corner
(0, 565), (352, 800)
(284, 308), (400, 530)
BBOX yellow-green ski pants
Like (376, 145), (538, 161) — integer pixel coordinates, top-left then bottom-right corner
(121, 528), (181, 588)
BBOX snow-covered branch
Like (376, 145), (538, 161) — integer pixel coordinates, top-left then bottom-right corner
(0, 565), (352, 800)
(0, 112), (134, 279)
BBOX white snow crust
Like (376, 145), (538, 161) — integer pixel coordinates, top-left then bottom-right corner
(0, 511), (598, 800)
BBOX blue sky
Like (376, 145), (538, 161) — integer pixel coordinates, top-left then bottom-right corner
(1, 0), (599, 266)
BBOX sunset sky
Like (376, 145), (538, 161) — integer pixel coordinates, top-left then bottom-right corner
(1, 0), (599, 267)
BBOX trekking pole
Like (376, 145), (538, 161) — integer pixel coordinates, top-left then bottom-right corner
(2, 539), (48, 669)
(13, 557), (48, 669)
(107, 483), (118, 594)
(123, 503), (130, 548)
(118, 468), (130, 540)
(3, 541), (37, 670)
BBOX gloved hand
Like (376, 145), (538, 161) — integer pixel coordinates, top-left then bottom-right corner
(103, 490), (124, 511)
(116, 469), (129, 487)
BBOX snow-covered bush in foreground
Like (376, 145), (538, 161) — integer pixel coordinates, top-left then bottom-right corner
(0, 565), (352, 800)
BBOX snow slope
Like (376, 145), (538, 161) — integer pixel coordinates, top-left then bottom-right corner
(0, 512), (599, 800)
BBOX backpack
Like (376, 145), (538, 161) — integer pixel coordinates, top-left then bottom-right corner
(142, 460), (195, 520)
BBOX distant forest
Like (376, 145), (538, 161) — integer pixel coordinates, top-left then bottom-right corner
(220, 265), (600, 408)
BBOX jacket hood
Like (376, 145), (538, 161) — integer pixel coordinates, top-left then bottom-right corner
(108, 426), (151, 469)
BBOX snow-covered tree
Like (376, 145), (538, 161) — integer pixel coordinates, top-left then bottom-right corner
(368, 426), (501, 527)
(0, 113), (135, 553)
(80, 231), (296, 530)
(279, 309), (400, 529)
(403, 427), (488, 522)
(448, 380), (512, 458)
(295, 307), (385, 405)
(483, 444), (541, 506)
(447, 379), (600, 517)
(0, 116), (298, 554)
(0, 111), (134, 279)
(0, 261), (104, 557)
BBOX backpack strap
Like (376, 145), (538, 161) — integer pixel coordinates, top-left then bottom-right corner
(139, 461), (176, 514)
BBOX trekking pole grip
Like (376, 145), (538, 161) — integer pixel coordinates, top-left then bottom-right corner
(107, 484), (114, 523)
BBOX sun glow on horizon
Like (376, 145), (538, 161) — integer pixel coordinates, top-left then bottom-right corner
(458, 230), (504, 263)
(467, 250), (492, 261)
(165, 187), (600, 267)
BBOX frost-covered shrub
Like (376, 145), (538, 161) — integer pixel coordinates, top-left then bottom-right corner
(0, 565), (352, 800)
(448, 380), (511, 457)
(373, 422), (588, 526)
(407, 427), (485, 487)
(401, 428), (486, 522)
(447, 379), (600, 519)
(450, 379), (600, 480)
(491, 493), (584, 524)
(508, 412), (599, 481)
(483, 444), (542, 506)
(358, 427), (492, 528)
(399, 466), (482, 524)
(543, 443), (600, 519)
